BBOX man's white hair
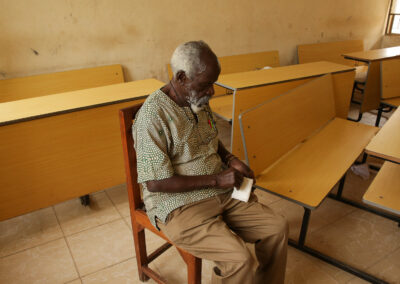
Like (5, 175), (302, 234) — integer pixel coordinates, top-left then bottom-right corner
(170, 41), (211, 79)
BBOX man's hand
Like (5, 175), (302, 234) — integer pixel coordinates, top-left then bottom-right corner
(229, 158), (255, 181)
(215, 168), (243, 189)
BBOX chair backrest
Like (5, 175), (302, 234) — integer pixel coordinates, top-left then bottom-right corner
(239, 74), (336, 176)
(0, 64), (124, 103)
(297, 40), (364, 67)
(381, 58), (400, 99)
(119, 103), (144, 211)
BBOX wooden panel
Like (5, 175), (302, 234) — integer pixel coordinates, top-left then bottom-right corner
(209, 95), (233, 121)
(231, 71), (354, 159)
(216, 61), (354, 90)
(239, 75), (336, 175)
(366, 107), (400, 163)
(232, 78), (314, 159)
(255, 118), (377, 208)
(298, 39), (364, 66)
(381, 58), (400, 99)
(218, 50), (280, 74)
(0, 79), (164, 126)
(0, 99), (145, 221)
(361, 61), (382, 113)
(167, 50), (280, 79)
(331, 70), (356, 118)
(0, 65), (125, 103)
(363, 161), (400, 215)
(343, 46), (400, 62)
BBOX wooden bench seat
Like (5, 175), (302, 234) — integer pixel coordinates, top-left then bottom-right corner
(238, 73), (383, 281)
(363, 161), (400, 215)
(366, 105), (400, 164)
(0, 64), (124, 103)
(255, 118), (377, 208)
(239, 74), (377, 209)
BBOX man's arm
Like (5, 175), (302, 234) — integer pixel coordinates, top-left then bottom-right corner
(146, 168), (243, 193)
(217, 140), (255, 180)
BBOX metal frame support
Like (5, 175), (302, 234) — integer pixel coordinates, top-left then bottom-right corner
(80, 194), (90, 206)
(288, 205), (390, 283)
(298, 208), (311, 247)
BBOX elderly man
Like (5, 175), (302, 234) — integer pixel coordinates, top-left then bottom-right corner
(133, 41), (288, 284)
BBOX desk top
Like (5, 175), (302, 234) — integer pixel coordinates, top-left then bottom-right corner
(215, 61), (354, 90)
(366, 107), (400, 163)
(0, 79), (164, 126)
(343, 46), (400, 62)
(363, 161), (400, 215)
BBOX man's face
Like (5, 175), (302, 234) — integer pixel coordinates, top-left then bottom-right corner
(184, 52), (220, 113)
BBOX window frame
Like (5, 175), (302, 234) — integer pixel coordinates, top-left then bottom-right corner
(386, 0), (400, 35)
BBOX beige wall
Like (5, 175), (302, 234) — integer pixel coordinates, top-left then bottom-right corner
(0, 0), (391, 82)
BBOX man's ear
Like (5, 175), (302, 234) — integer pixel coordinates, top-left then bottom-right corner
(175, 70), (188, 85)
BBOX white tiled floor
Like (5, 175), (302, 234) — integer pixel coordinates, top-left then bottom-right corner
(0, 106), (399, 284)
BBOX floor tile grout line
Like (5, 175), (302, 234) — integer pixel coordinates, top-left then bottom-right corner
(79, 256), (137, 280)
(361, 242), (400, 274)
(104, 187), (127, 220)
(64, 277), (83, 284)
(62, 214), (125, 238)
(0, 235), (66, 259)
(307, 198), (358, 236)
(52, 206), (82, 279)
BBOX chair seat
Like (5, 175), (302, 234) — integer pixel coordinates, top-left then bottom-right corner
(355, 65), (368, 83)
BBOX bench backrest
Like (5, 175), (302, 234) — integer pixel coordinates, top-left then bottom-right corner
(381, 58), (400, 99)
(298, 40), (364, 67)
(239, 74), (336, 176)
(0, 64), (124, 103)
(167, 50), (280, 79)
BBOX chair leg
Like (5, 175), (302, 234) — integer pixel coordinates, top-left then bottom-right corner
(177, 248), (202, 284)
(132, 224), (150, 282)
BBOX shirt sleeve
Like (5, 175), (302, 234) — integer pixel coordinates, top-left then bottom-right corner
(133, 112), (174, 184)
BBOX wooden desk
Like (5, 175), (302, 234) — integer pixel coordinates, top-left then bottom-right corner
(363, 161), (400, 215)
(0, 79), (164, 221)
(365, 106), (400, 164)
(213, 61), (355, 158)
(343, 46), (400, 63)
(343, 46), (400, 113)
(238, 75), (381, 282)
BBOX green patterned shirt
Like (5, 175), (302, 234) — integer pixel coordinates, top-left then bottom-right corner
(132, 89), (230, 228)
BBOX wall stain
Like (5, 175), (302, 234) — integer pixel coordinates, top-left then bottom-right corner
(321, 32), (324, 38)
(0, 71), (6, 78)
(31, 48), (39, 56)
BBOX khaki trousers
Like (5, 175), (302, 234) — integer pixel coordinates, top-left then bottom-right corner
(157, 191), (288, 284)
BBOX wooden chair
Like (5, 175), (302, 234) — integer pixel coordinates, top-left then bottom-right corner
(119, 103), (202, 284)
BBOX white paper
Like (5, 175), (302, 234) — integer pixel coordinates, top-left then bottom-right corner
(351, 163), (370, 180)
(231, 177), (254, 202)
